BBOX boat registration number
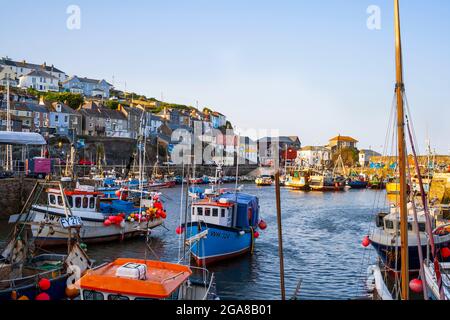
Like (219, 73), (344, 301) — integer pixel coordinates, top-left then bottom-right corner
(60, 216), (83, 228)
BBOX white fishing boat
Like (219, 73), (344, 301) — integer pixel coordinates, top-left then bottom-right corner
(9, 185), (164, 246)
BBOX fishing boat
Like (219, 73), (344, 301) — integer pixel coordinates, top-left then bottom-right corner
(9, 185), (165, 246)
(255, 175), (273, 186)
(77, 258), (217, 300)
(386, 177), (401, 195)
(369, 203), (450, 272)
(368, 174), (386, 190)
(1, 181), (91, 301)
(184, 191), (261, 266)
(285, 169), (311, 190)
(347, 174), (368, 190)
(309, 172), (345, 192)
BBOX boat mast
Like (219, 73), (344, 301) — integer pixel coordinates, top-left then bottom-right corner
(6, 78), (13, 172)
(394, 0), (409, 300)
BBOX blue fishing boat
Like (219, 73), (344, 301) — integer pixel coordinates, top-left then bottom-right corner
(347, 179), (368, 189)
(185, 191), (260, 266)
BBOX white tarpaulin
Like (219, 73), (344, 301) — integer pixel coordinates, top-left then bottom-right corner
(0, 131), (46, 145)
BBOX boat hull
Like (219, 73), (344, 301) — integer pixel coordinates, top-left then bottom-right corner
(370, 240), (450, 272)
(386, 182), (400, 195)
(348, 181), (368, 189)
(185, 222), (253, 266)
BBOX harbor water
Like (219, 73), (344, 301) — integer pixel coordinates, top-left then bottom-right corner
(0, 184), (385, 300)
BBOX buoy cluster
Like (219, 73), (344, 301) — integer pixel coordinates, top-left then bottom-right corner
(254, 219), (268, 239)
(104, 194), (167, 226)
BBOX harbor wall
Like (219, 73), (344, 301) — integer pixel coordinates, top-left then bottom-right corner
(0, 177), (37, 219)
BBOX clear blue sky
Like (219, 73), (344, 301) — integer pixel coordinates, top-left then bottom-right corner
(1, 0), (449, 154)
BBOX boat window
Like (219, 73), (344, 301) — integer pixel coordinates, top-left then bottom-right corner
(205, 208), (211, 217)
(135, 297), (158, 301)
(197, 207), (203, 216)
(89, 197), (95, 209)
(419, 223), (426, 232)
(49, 194), (56, 205)
(408, 223), (413, 231)
(58, 196), (64, 206)
(212, 208), (218, 217)
(83, 290), (104, 300)
(75, 197), (81, 208)
(83, 197), (88, 208)
(67, 196), (73, 208)
(385, 220), (394, 230)
(108, 294), (130, 301)
(221, 209), (226, 218)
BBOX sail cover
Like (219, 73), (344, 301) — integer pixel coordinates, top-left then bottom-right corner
(0, 132), (46, 145)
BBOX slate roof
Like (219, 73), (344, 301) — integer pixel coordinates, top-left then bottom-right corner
(0, 58), (65, 74)
(22, 69), (58, 80)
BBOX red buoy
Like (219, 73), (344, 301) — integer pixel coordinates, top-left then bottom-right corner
(103, 219), (112, 226)
(362, 236), (371, 248)
(254, 231), (260, 239)
(441, 247), (450, 259)
(409, 278), (423, 293)
(115, 190), (121, 197)
(258, 220), (267, 230)
(176, 226), (184, 235)
(35, 292), (50, 301)
(38, 278), (51, 291)
(160, 211), (167, 219)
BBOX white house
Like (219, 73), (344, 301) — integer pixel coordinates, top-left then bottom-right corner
(0, 57), (67, 84)
(19, 70), (59, 92)
(62, 76), (113, 98)
(297, 146), (331, 167)
(359, 149), (382, 167)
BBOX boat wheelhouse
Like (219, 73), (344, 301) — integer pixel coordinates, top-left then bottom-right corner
(78, 258), (216, 300)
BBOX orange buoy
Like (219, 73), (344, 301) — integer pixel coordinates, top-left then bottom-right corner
(258, 220), (267, 230)
(18, 295), (29, 300)
(65, 285), (80, 299)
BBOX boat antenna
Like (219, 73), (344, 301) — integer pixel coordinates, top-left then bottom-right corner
(394, 0), (409, 300)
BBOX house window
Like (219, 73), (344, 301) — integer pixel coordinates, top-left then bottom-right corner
(55, 115), (59, 122)
(64, 116), (68, 123)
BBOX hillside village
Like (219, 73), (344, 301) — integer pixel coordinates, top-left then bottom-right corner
(0, 56), (384, 168)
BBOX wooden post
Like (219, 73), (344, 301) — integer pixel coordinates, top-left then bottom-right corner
(275, 170), (286, 300)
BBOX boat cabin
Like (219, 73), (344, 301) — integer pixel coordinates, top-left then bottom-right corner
(46, 188), (102, 212)
(191, 192), (259, 229)
(78, 258), (192, 300)
(375, 204), (435, 235)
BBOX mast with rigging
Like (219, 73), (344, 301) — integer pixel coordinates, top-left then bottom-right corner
(394, 0), (409, 300)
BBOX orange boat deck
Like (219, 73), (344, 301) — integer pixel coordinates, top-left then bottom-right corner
(78, 258), (192, 299)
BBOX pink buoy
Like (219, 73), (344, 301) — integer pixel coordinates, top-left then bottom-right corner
(409, 278), (423, 293)
(176, 226), (184, 235)
(441, 247), (450, 259)
(38, 278), (51, 291)
(35, 292), (50, 301)
(362, 236), (371, 248)
(258, 220), (267, 230)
